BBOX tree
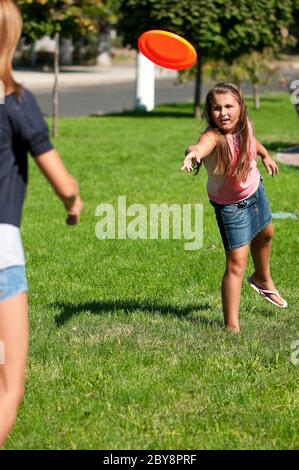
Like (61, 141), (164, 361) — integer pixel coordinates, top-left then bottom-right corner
(292, 0), (299, 45)
(200, 48), (280, 110)
(17, 0), (108, 136)
(18, 0), (106, 40)
(117, 0), (296, 117)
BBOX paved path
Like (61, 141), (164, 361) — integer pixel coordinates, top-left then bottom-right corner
(275, 147), (299, 167)
(14, 64), (177, 90)
(14, 62), (299, 168)
(13, 58), (299, 92)
(31, 79), (196, 117)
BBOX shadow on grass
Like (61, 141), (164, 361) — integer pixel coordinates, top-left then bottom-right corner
(250, 307), (276, 317)
(90, 103), (195, 119)
(262, 141), (299, 152)
(53, 299), (219, 327)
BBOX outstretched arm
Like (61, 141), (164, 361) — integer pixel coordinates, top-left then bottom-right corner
(255, 138), (279, 177)
(181, 131), (216, 172)
(34, 148), (83, 224)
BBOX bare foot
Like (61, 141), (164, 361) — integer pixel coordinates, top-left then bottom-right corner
(225, 325), (240, 333)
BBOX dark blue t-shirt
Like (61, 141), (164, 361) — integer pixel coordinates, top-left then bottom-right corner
(0, 88), (53, 227)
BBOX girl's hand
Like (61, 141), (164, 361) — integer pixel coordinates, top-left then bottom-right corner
(66, 196), (84, 225)
(181, 151), (200, 172)
(262, 156), (278, 177)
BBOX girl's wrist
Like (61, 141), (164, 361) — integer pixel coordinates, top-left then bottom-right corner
(189, 146), (201, 161)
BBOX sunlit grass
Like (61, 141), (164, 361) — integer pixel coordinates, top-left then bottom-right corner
(5, 93), (299, 449)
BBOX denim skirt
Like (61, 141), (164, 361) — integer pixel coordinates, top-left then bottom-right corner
(0, 265), (28, 303)
(210, 178), (272, 251)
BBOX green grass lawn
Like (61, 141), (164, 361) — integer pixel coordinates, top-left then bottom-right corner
(6, 94), (299, 449)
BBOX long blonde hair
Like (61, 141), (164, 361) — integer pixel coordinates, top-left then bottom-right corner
(203, 82), (251, 183)
(0, 0), (23, 97)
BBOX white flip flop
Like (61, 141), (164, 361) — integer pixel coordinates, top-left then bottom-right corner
(247, 277), (288, 308)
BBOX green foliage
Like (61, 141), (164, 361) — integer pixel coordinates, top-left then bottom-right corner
(16, 0), (111, 39)
(199, 49), (280, 86)
(118, 0), (296, 60)
(118, 0), (297, 114)
(292, 0), (299, 48)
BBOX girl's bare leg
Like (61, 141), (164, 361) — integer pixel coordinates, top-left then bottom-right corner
(221, 245), (249, 332)
(0, 292), (28, 447)
(250, 222), (285, 305)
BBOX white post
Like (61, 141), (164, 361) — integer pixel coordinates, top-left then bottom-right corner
(135, 52), (155, 111)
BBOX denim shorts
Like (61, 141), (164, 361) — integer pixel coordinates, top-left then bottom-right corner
(209, 178), (272, 251)
(0, 265), (28, 303)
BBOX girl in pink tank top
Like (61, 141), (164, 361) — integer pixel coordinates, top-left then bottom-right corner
(203, 119), (260, 204)
(181, 82), (287, 333)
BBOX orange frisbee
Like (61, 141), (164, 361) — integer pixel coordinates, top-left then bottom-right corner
(138, 30), (197, 70)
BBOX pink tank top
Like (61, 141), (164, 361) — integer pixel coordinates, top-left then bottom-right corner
(203, 122), (260, 204)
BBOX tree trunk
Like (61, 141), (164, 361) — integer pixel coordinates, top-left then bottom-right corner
(194, 54), (202, 119)
(52, 31), (59, 138)
(253, 82), (260, 110)
(60, 37), (74, 65)
(96, 25), (111, 67)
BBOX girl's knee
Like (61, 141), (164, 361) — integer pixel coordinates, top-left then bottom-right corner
(267, 223), (274, 240)
(225, 250), (248, 276)
(1, 387), (25, 408)
(16, 386), (25, 405)
(226, 265), (246, 277)
(258, 222), (274, 243)
(226, 259), (247, 277)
